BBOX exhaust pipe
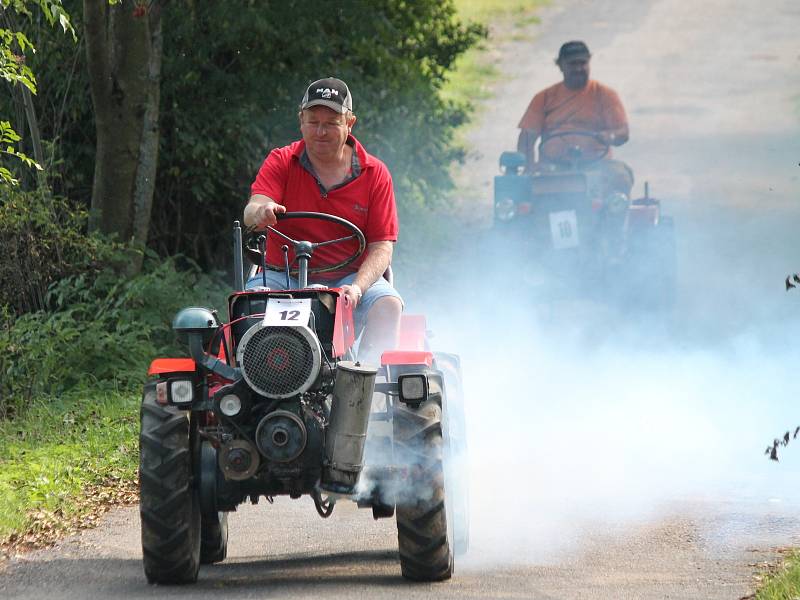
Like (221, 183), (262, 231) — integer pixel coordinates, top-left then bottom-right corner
(321, 361), (378, 494)
(233, 220), (244, 291)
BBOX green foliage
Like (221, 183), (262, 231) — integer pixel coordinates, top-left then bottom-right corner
(4, 0), (484, 267)
(0, 28), (37, 92)
(0, 187), (228, 414)
(442, 0), (547, 119)
(0, 389), (137, 541)
(0, 0), (73, 187)
(755, 550), (800, 599)
(0, 186), (112, 314)
(148, 0), (484, 266)
(1, 0), (75, 38)
(1, 120), (41, 185)
(450, 0), (547, 23)
(0, 255), (228, 415)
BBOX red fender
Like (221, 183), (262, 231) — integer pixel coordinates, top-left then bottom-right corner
(381, 350), (433, 367)
(148, 358), (196, 376)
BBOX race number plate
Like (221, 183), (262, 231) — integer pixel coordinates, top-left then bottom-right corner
(263, 298), (311, 326)
(548, 210), (579, 249)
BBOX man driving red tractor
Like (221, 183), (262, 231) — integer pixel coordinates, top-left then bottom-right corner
(517, 41), (634, 196)
(243, 77), (402, 363)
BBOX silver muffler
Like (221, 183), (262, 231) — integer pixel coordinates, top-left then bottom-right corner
(320, 361), (378, 494)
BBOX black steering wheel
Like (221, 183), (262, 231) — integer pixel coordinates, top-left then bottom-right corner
(539, 130), (610, 167)
(248, 211), (366, 275)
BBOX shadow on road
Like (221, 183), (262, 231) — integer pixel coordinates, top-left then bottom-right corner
(2, 549), (445, 599)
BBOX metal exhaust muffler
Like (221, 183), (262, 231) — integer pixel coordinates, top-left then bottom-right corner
(320, 361), (378, 494)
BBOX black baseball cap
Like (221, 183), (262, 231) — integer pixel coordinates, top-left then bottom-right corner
(300, 77), (352, 114)
(557, 41), (591, 62)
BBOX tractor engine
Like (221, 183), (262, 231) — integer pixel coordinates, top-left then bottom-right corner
(185, 294), (376, 506)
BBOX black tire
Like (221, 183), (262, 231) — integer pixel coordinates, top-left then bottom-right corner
(139, 382), (201, 584)
(394, 399), (453, 581)
(200, 512), (228, 564)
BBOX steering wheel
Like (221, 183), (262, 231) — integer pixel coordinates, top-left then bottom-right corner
(539, 130), (610, 167)
(248, 211), (366, 275)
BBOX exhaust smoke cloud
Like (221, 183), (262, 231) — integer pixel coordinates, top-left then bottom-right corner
(414, 263), (800, 566)
(394, 0), (800, 563)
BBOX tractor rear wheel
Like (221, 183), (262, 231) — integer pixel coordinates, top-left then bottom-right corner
(394, 399), (453, 581)
(200, 512), (228, 564)
(139, 382), (201, 584)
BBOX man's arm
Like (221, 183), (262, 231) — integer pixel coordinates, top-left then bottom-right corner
(598, 85), (629, 146)
(341, 241), (393, 307)
(517, 128), (540, 158)
(243, 193), (286, 229)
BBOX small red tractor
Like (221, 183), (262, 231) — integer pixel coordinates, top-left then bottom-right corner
(493, 132), (676, 306)
(139, 213), (468, 584)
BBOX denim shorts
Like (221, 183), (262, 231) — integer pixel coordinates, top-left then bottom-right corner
(245, 271), (403, 333)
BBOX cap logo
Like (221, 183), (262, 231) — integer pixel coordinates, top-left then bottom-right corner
(317, 88), (339, 99)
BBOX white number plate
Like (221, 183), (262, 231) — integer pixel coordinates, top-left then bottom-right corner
(549, 210), (579, 249)
(263, 298), (311, 326)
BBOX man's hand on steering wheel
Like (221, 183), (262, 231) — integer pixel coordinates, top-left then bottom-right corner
(253, 200), (287, 228)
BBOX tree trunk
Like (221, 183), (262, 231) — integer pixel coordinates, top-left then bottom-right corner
(84, 0), (163, 273)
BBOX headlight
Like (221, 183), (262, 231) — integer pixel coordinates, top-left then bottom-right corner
(495, 197), (516, 221)
(170, 380), (194, 404)
(398, 374), (429, 405)
(219, 394), (242, 417)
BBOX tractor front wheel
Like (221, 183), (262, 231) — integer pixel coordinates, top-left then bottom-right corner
(139, 382), (201, 584)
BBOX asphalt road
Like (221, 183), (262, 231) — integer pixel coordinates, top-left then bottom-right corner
(3, 1), (800, 598)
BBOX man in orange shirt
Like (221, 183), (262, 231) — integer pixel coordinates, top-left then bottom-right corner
(517, 41), (633, 195)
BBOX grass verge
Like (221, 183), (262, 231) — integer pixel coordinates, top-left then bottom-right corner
(0, 388), (139, 557)
(443, 0), (548, 112)
(754, 549), (800, 599)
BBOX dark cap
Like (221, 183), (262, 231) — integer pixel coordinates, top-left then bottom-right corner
(557, 41), (591, 62)
(300, 77), (352, 114)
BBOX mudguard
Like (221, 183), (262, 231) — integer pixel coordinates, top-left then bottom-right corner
(147, 358), (196, 376)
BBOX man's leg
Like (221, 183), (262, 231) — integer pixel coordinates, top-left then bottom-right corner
(333, 274), (402, 366)
(358, 295), (403, 365)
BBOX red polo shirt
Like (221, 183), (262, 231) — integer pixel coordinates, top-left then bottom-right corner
(250, 135), (398, 279)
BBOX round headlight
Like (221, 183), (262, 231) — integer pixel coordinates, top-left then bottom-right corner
(495, 197), (516, 221)
(219, 394), (242, 417)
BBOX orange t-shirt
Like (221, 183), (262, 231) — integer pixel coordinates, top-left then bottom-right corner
(518, 80), (627, 161)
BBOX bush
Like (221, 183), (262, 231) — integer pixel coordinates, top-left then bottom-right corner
(0, 255), (228, 417)
(0, 188), (114, 315)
